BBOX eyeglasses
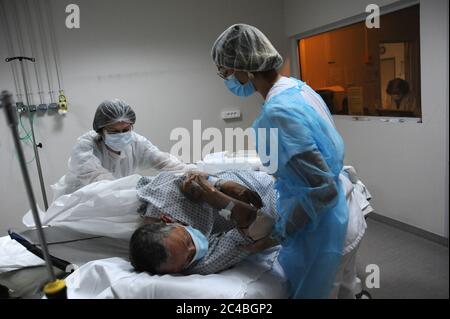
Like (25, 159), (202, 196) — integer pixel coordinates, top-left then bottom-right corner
(217, 66), (234, 80)
(105, 125), (132, 134)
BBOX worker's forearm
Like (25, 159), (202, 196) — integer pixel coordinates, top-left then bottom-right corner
(283, 182), (338, 237)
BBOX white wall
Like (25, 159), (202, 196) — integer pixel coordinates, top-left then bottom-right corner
(283, 0), (449, 237)
(0, 0), (288, 235)
(1, 0), (447, 239)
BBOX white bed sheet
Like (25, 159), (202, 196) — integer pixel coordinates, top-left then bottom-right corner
(0, 236), (45, 273)
(8, 167), (371, 298)
(6, 174), (289, 298)
(0, 234), (288, 299)
(23, 174), (143, 240)
(66, 247), (288, 299)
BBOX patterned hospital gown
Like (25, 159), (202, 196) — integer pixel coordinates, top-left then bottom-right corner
(136, 170), (278, 275)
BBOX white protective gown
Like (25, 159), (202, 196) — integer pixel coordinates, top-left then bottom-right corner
(51, 130), (195, 201)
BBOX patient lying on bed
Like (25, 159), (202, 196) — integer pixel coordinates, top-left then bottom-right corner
(129, 170), (279, 275)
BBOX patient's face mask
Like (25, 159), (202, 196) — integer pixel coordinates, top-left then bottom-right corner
(104, 131), (133, 151)
(183, 225), (208, 267)
(391, 94), (402, 101)
(224, 74), (256, 97)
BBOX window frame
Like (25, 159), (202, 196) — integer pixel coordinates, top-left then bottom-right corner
(287, 0), (422, 123)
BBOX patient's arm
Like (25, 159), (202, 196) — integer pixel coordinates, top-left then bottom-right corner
(179, 173), (257, 229)
(194, 176), (257, 229)
(179, 171), (210, 201)
(240, 234), (279, 253)
(180, 171), (263, 208)
(215, 180), (263, 209)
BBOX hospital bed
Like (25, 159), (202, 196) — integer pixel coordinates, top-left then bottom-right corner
(0, 170), (289, 299)
(0, 228), (288, 299)
(0, 152), (372, 299)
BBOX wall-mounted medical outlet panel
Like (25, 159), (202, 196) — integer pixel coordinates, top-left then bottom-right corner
(221, 110), (241, 120)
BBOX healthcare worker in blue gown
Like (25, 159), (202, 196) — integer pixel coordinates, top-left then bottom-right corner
(211, 24), (349, 298)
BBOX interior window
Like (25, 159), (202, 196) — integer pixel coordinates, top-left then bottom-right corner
(298, 5), (421, 118)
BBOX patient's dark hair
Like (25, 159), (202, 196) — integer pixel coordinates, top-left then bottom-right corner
(386, 78), (410, 95)
(129, 223), (174, 274)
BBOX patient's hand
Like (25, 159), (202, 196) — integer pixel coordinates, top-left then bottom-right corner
(219, 181), (263, 209)
(181, 173), (234, 210)
(193, 176), (257, 228)
(184, 171), (210, 181)
(180, 172), (209, 201)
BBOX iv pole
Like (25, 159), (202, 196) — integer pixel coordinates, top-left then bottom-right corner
(1, 90), (66, 299)
(6, 56), (49, 211)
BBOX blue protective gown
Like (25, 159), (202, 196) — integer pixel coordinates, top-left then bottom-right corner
(252, 78), (349, 298)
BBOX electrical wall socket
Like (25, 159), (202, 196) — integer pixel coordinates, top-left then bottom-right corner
(221, 110), (241, 120)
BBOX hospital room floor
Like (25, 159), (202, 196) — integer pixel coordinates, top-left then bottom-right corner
(356, 218), (449, 299)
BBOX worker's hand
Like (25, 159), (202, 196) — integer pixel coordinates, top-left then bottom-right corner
(219, 181), (263, 209)
(240, 235), (279, 253)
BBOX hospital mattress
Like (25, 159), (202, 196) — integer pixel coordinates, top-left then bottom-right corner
(65, 247), (289, 299)
(9, 226), (129, 270)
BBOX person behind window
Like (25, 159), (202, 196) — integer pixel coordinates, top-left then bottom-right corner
(386, 78), (419, 116)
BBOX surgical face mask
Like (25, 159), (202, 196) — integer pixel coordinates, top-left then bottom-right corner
(391, 94), (402, 101)
(224, 74), (256, 97)
(183, 225), (208, 267)
(104, 131), (133, 151)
